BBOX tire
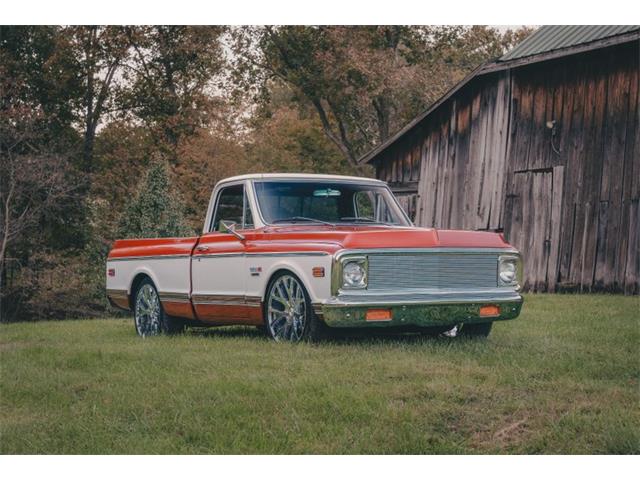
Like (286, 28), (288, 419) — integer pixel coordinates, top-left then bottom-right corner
(133, 278), (184, 337)
(264, 271), (331, 343)
(458, 321), (493, 338)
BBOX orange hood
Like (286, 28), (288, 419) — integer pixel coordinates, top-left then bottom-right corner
(251, 225), (513, 253)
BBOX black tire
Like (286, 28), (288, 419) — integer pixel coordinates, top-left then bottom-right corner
(458, 321), (493, 338)
(133, 278), (184, 336)
(264, 271), (331, 343)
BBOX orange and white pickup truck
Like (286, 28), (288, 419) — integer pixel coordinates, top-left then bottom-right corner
(106, 173), (523, 341)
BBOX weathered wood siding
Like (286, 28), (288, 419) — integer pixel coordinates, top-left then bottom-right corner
(374, 40), (639, 293)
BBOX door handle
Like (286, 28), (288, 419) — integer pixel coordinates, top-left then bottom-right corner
(195, 246), (210, 252)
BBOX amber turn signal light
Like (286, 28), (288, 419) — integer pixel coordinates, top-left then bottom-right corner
(312, 267), (325, 278)
(479, 305), (500, 317)
(366, 309), (392, 321)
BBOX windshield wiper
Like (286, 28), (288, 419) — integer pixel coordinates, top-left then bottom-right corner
(271, 216), (334, 226)
(339, 216), (391, 225)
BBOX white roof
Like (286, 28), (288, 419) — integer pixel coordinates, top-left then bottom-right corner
(217, 173), (386, 184)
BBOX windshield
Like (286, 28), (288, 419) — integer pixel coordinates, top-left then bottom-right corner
(253, 181), (411, 226)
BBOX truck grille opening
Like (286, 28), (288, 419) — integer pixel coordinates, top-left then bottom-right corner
(367, 253), (498, 290)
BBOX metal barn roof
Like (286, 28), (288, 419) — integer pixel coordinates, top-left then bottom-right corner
(500, 25), (639, 61)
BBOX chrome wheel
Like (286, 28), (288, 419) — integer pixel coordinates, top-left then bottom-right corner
(135, 283), (161, 337)
(267, 274), (307, 342)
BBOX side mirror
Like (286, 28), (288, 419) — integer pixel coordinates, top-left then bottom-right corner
(221, 220), (246, 241)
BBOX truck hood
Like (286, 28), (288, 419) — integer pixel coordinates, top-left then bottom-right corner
(252, 225), (514, 253)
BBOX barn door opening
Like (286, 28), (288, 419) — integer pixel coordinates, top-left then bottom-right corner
(504, 166), (564, 292)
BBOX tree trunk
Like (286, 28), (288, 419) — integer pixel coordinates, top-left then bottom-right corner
(83, 27), (97, 173)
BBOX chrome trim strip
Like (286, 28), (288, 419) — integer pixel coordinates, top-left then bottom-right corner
(334, 247), (519, 259)
(106, 288), (128, 299)
(194, 251), (329, 259)
(191, 294), (262, 307)
(194, 253), (245, 259)
(248, 252), (329, 257)
(110, 251), (330, 262)
(159, 292), (191, 303)
(327, 289), (522, 307)
(108, 254), (191, 262)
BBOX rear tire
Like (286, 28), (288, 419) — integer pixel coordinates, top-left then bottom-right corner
(133, 278), (184, 336)
(458, 321), (493, 338)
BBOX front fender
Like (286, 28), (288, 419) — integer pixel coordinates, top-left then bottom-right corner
(247, 254), (333, 304)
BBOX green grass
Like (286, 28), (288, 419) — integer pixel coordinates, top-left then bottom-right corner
(1, 294), (639, 454)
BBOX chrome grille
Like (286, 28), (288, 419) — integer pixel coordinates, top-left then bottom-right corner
(367, 253), (498, 290)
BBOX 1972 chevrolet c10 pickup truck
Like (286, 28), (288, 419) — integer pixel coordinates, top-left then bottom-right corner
(106, 173), (523, 341)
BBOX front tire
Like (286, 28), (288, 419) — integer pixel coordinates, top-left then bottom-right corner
(133, 278), (184, 336)
(264, 271), (330, 343)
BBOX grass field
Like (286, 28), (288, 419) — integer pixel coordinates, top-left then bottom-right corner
(1, 294), (638, 454)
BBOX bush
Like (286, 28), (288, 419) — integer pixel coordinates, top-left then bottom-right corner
(117, 159), (194, 239)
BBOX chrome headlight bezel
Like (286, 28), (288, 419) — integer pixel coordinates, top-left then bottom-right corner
(498, 254), (522, 288)
(332, 255), (368, 292)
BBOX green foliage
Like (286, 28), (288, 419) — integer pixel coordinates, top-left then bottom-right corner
(1, 294), (638, 453)
(120, 26), (227, 153)
(117, 160), (193, 239)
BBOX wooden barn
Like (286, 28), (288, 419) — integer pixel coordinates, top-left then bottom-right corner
(360, 25), (639, 294)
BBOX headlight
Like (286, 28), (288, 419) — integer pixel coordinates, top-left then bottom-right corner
(342, 258), (367, 289)
(498, 255), (520, 286)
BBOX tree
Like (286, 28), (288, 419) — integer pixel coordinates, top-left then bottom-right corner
(67, 26), (132, 172)
(0, 26), (81, 149)
(0, 25), (133, 173)
(117, 159), (193, 239)
(0, 105), (77, 321)
(246, 100), (359, 177)
(175, 128), (250, 229)
(231, 25), (533, 167)
(120, 26), (227, 157)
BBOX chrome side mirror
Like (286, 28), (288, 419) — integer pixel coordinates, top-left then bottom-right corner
(221, 220), (246, 241)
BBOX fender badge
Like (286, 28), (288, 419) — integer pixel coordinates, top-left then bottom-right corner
(249, 266), (262, 277)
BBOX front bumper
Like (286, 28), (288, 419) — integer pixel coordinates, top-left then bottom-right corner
(317, 289), (523, 328)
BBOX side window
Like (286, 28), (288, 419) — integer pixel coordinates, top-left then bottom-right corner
(354, 191), (375, 219)
(212, 184), (244, 232)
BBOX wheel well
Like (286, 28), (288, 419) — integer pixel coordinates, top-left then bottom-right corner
(263, 268), (307, 304)
(129, 273), (152, 309)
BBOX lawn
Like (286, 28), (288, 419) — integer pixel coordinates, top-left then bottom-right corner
(1, 294), (638, 454)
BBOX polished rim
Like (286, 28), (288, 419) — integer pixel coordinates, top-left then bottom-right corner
(267, 275), (306, 342)
(135, 284), (161, 337)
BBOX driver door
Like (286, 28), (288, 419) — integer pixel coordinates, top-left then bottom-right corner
(191, 182), (258, 324)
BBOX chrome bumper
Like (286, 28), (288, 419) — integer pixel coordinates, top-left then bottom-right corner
(317, 288), (523, 328)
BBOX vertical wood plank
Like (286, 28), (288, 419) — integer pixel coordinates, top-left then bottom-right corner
(547, 166), (565, 291)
